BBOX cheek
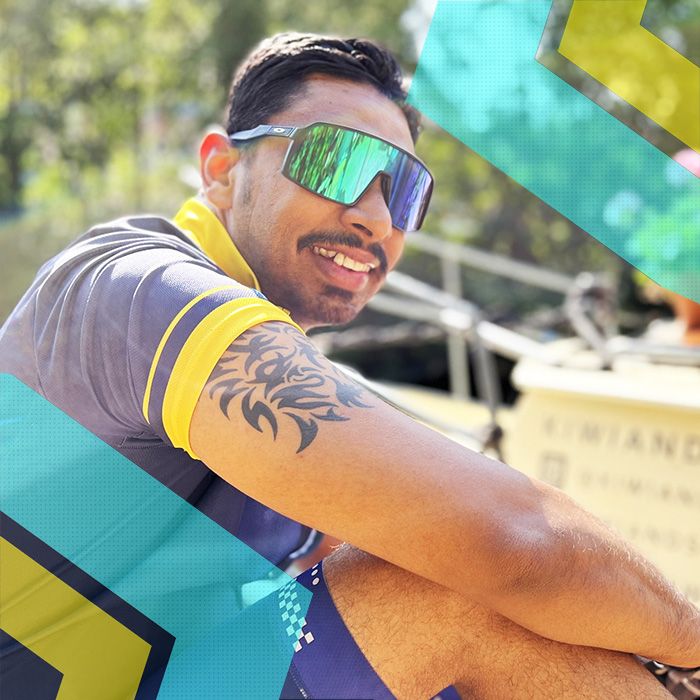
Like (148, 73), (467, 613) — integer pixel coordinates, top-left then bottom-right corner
(386, 233), (406, 270)
(263, 184), (319, 233)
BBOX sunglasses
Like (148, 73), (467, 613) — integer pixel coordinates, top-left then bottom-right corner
(228, 122), (433, 232)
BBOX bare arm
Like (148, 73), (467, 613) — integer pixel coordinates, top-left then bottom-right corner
(190, 321), (700, 666)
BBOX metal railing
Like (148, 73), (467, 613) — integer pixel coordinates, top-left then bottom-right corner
(322, 232), (700, 454)
(366, 236), (700, 402)
(408, 232), (574, 294)
(370, 232), (571, 403)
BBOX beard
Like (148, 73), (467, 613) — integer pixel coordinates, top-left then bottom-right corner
(259, 271), (363, 329)
(237, 227), (387, 330)
(289, 230), (387, 328)
(312, 284), (362, 327)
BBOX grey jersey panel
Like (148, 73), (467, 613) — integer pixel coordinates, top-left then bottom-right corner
(0, 214), (316, 568)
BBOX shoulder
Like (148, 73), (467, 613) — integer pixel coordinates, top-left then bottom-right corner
(67, 212), (214, 267)
(0, 210), (281, 444)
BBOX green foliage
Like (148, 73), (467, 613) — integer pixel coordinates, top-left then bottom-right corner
(411, 123), (617, 317)
(266, 0), (415, 64)
(1, 0), (697, 324)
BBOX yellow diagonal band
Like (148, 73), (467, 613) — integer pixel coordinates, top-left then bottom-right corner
(559, 0), (700, 152)
(0, 538), (151, 699)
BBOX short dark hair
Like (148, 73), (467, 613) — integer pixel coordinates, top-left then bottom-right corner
(225, 32), (420, 143)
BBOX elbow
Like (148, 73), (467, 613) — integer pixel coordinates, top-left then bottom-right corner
(448, 469), (596, 607)
(482, 518), (569, 605)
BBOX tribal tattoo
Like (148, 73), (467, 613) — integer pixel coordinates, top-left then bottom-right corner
(207, 323), (372, 453)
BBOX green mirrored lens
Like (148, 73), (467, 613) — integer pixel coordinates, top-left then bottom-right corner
(284, 123), (433, 231)
(287, 125), (399, 204)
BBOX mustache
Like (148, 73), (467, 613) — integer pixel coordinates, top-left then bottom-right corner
(297, 232), (388, 274)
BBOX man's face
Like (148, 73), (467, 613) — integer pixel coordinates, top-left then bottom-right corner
(225, 76), (416, 330)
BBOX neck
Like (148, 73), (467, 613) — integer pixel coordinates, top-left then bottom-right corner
(192, 192), (310, 331)
(195, 192), (229, 231)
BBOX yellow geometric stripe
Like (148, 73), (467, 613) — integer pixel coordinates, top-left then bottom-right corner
(142, 285), (239, 423)
(559, 0), (700, 152)
(0, 537), (151, 699)
(162, 299), (304, 458)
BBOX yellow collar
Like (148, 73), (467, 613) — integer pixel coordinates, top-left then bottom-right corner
(173, 198), (261, 291)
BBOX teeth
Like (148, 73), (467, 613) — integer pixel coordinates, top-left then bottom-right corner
(312, 246), (376, 273)
(315, 246), (337, 258)
(334, 253), (369, 272)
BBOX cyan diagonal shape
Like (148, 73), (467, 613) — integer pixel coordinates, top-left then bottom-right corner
(409, 0), (700, 301)
(0, 373), (310, 698)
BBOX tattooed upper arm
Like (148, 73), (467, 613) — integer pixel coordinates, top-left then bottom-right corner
(190, 320), (535, 584)
(205, 322), (373, 453)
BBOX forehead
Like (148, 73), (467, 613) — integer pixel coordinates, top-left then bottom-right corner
(269, 75), (416, 154)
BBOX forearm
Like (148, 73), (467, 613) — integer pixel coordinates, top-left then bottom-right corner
(191, 322), (700, 665)
(488, 482), (700, 667)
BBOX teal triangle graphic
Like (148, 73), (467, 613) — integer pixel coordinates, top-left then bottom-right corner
(410, 0), (700, 301)
(0, 373), (310, 698)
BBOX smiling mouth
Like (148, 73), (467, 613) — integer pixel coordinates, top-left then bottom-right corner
(311, 245), (378, 273)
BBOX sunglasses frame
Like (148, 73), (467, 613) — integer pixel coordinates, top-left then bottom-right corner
(228, 122), (434, 232)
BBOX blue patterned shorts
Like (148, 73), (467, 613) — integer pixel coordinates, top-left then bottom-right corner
(278, 561), (461, 700)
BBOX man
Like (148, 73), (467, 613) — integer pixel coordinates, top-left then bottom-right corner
(1, 33), (698, 699)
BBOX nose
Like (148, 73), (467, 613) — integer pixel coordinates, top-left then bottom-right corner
(339, 175), (394, 241)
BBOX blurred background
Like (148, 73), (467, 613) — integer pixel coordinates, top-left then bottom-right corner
(1, 0), (698, 391)
(2, 0), (700, 605)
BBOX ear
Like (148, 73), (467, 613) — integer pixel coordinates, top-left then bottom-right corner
(199, 130), (241, 210)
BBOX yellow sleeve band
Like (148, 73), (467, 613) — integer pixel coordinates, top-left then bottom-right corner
(141, 285), (239, 423)
(161, 299), (303, 459)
